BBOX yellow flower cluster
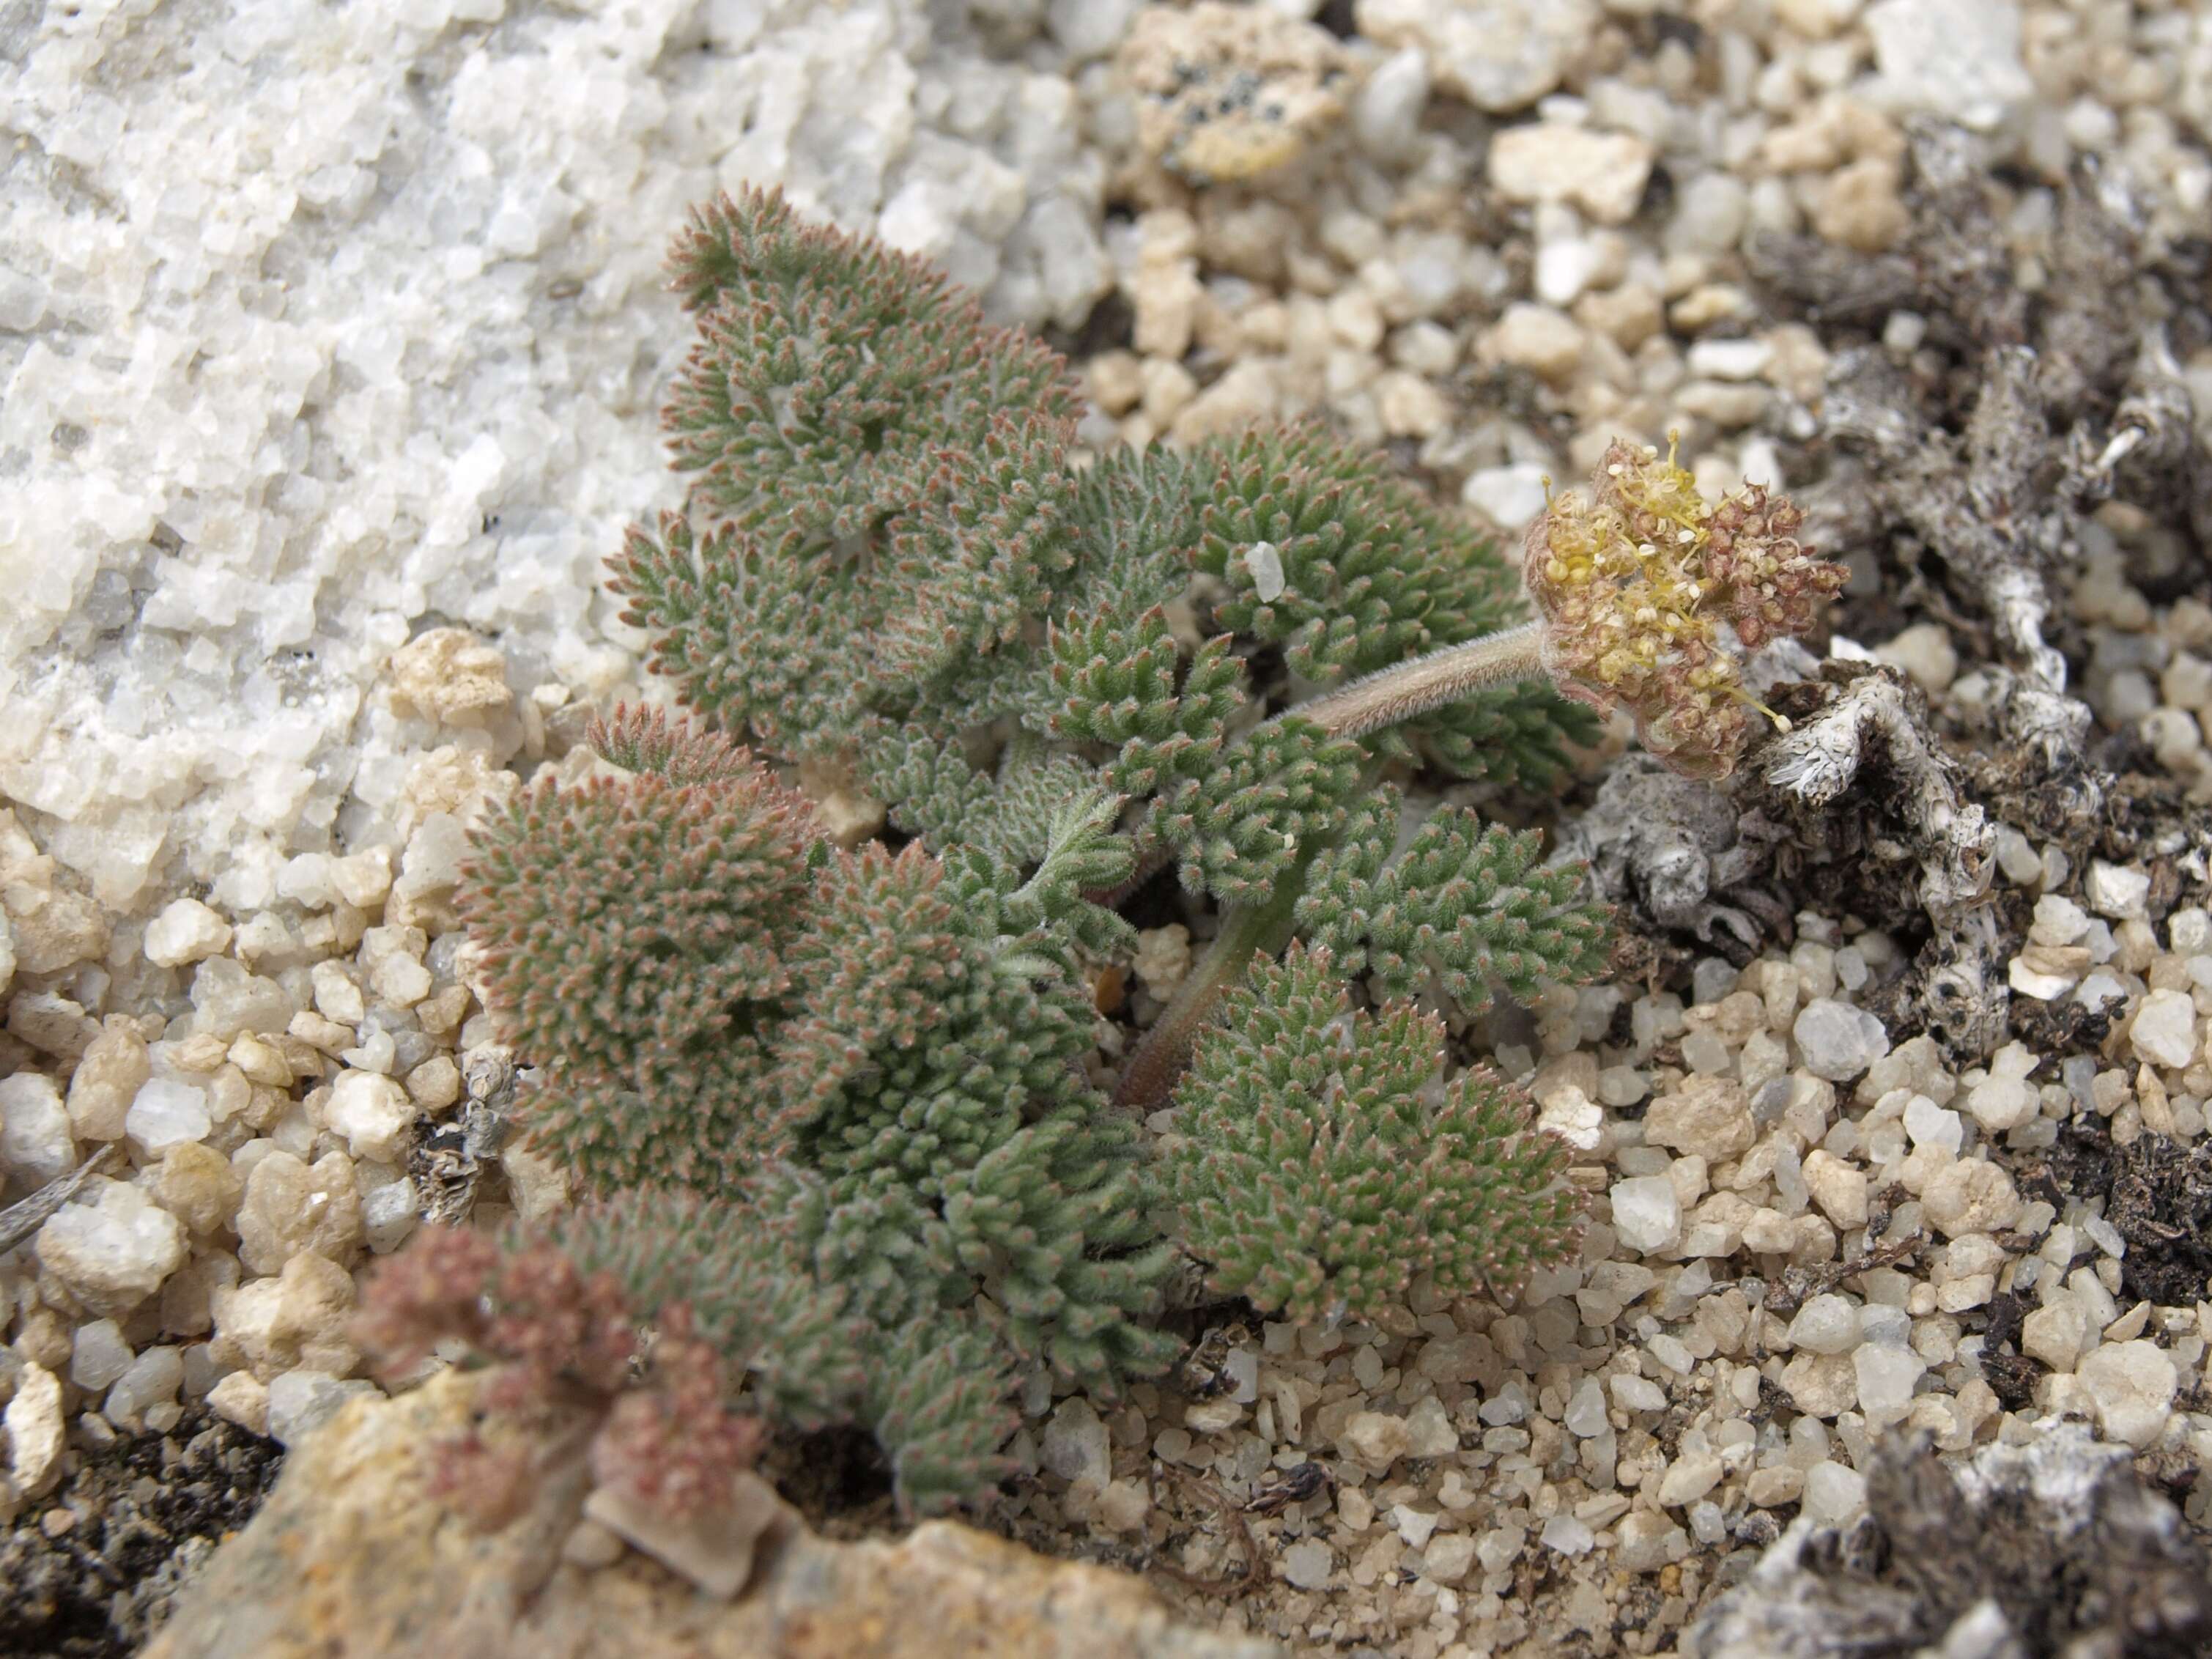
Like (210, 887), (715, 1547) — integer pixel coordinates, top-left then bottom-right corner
(1522, 437), (1845, 780)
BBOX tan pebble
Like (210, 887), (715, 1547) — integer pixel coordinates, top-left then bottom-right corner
(234, 1150), (364, 1274)
(1811, 157), (1909, 253)
(561, 1520), (626, 1570)
(67, 1024), (150, 1141)
(206, 1370), (271, 1437)
(152, 1142), (244, 1235)
(404, 1055), (463, 1113)
(1921, 1159), (2021, 1239)
(1800, 1149), (1868, 1228)
(209, 1250), (358, 1382)
(385, 628), (511, 728)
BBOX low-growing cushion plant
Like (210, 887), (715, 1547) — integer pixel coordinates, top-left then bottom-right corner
(611, 187), (1616, 1096)
(358, 190), (1843, 1526)
(377, 706), (1176, 1515)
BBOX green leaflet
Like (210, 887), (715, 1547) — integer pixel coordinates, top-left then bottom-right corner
(1162, 944), (1585, 1325)
(1294, 788), (1612, 1014)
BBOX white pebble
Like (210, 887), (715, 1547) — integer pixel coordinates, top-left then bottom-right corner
(1611, 1374), (1666, 1411)
(1243, 541), (1285, 603)
(1041, 1396), (1111, 1488)
(1405, 1395), (1459, 1457)
(1564, 1376), (1609, 1437)
(106, 1345), (185, 1426)
(2077, 1340), (2176, 1449)
(37, 1179), (188, 1315)
(1421, 1532), (1477, 1584)
(1800, 1460), (1867, 1523)
(1394, 1506), (1440, 1550)
(2084, 860), (2150, 921)
(70, 1319), (133, 1392)
(1280, 1538), (1333, 1589)
(143, 898), (234, 967)
(1965, 1060), (2038, 1134)
(1852, 1344), (1924, 1427)
(1904, 1094), (1964, 1153)
(1610, 1175), (1683, 1254)
(1461, 464), (1552, 529)
(1536, 1084), (1602, 1150)
(1657, 1452), (1723, 1507)
(325, 1071), (415, 1164)
(2128, 989), (2197, 1069)
(266, 1370), (380, 1447)
(1, 1072), (78, 1186)
(1787, 1295), (1860, 1356)
(2030, 894), (2090, 945)
(1540, 1513), (1594, 1554)
(1793, 999), (1890, 1080)
(126, 1078), (212, 1153)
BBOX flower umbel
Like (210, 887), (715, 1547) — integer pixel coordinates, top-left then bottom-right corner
(1523, 437), (1845, 780)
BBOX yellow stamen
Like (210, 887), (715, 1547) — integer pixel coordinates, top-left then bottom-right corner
(1730, 685), (1792, 733)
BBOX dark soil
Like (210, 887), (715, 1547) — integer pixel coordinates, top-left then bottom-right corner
(0, 1410), (280, 1658)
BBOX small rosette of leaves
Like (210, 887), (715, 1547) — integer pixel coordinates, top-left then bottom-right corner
(353, 1223), (767, 1529)
(1293, 790), (1610, 1014)
(870, 410), (1081, 700)
(658, 188), (1076, 535)
(455, 708), (818, 1187)
(1191, 427), (1515, 681)
(1162, 945), (1584, 1325)
(1187, 426), (1591, 788)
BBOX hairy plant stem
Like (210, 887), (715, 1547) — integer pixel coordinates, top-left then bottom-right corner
(1087, 618), (1553, 910)
(1115, 868), (1309, 1112)
(1290, 618), (1546, 742)
(1108, 622), (1555, 1107)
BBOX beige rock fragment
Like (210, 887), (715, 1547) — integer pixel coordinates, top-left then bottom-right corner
(396, 744), (520, 842)
(1483, 303), (1586, 383)
(36, 1178), (189, 1316)
(2021, 1292), (2086, 1370)
(1487, 124), (1657, 226)
(1355, 0), (1595, 114)
(4, 1363), (66, 1500)
(1644, 1076), (1755, 1160)
(1811, 157), (1909, 253)
(404, 1054), (463, 1112)
(385, 627), (512, 727)
(795, 758), (887, 850)
(2076, 1340), (2177, 1450)
(206, 1370), (272, 1438)
(209, 1249), (359, 1382)
(1921, 1159), (2021, 1239)
(1800, 1149), (1868, 1229)
(143, 897), (234, 967)
(152, 1142), (245, 1235)
(326, 1071), (415, 1164)
(581, 1474), (791, 1601)
(144, 1370), (1276, 1659)
(502, 1144), (573, 1224)
(0, 810), (111, 975)
(235, 1149), (365, 1274)
(1120, 3), (1351, 185)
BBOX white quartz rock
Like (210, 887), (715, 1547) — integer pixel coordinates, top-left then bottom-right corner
(0, 0), (1112, 914)
(36, 1178), (189, 1316)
